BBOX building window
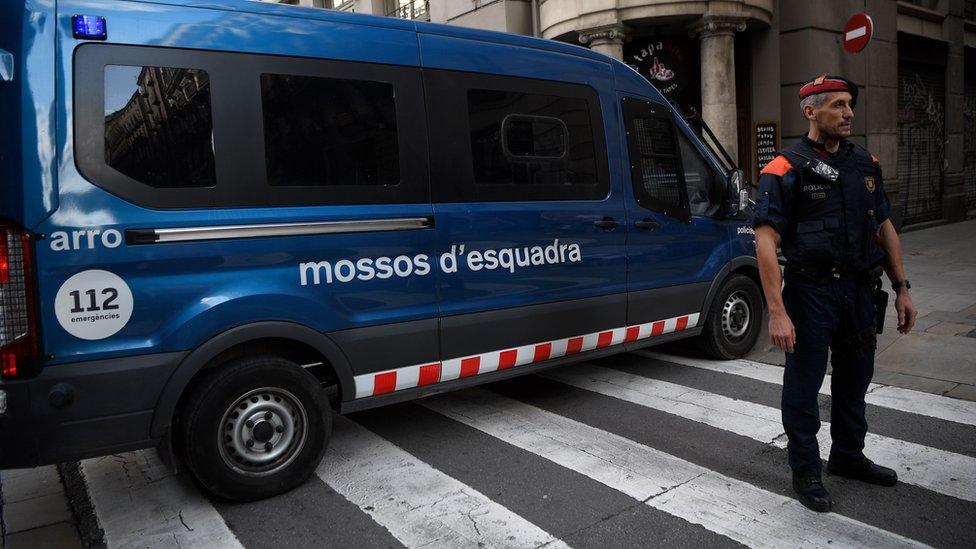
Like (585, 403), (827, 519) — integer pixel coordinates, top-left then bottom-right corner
(104, 65), (216, 188)
(260, 73), (400, 188)
(386, 0), (429, 20)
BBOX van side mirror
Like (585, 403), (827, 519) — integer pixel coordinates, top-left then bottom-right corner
(728, 169), (752, 216)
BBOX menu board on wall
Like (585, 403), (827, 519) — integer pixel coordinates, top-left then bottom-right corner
(754, 121), (780, 176)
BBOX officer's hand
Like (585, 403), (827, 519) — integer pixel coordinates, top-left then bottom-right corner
(769, 310), (796, 353)
(896, 290), (917, 334)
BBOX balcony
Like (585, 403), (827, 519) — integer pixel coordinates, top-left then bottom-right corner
(386, 0), (429, 21)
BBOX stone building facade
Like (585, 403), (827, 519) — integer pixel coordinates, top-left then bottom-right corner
(264, 0), (975, 229)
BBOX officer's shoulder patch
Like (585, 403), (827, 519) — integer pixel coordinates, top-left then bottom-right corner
(865, 176), (876, 193)
(760, 155), (793, 177)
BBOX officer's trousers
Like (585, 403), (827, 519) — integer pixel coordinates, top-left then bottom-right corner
(782, 274), (877, 476)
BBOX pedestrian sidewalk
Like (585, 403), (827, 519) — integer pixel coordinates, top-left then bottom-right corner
(746, 218), (976, 401)
(0, 466), (81, 549)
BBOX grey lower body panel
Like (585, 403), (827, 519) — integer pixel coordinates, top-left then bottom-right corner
(439, 293), (628, 360)
(627, 282), (710, 327)
(330, 318), (439, 377)
(0, 352), (185, 468)
(340, 323), (701, 414)
(338, 288), (708, 412)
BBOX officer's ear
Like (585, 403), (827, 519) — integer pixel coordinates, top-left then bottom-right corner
(802, 103), (817, 121)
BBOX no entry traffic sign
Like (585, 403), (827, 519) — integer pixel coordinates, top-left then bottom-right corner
(843, 13), (874, 53)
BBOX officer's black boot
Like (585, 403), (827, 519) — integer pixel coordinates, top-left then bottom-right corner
(792, 473), (833, 512)
(827, 457), (898, 486)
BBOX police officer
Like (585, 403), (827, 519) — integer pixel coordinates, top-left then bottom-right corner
(751, 74), (918, 512)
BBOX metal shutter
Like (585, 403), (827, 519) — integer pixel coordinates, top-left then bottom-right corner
(965, 67), (976, 211)
(897, 60), (946, 225)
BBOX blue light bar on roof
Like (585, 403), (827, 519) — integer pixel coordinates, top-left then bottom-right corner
(72, 15), (107, 41)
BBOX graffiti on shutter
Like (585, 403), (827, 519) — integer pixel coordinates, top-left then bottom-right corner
(897, 63), (946, 225)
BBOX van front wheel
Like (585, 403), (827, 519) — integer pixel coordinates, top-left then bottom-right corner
(699, 274), (763, 359)
(179, 356), (331, 501)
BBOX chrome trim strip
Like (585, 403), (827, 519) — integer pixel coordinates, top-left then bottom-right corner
(141, 217), (431, 244)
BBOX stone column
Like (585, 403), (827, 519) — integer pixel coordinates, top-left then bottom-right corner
(578, 25), (632, 62)
(943, 2), (966, 222)
(689, 16), (747, 164)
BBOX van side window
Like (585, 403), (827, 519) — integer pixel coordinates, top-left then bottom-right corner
(468, 89), (598, 190)
(632, 116), (683, 210)
(677, 131), (722, 217)
(104, 65), (216, 188)
(76, 45), (430, 208)
(621, 98), (690, 221)
(260, 74), (399, 187)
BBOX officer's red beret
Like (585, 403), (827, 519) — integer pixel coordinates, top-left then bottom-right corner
(799, 73), (859, 107)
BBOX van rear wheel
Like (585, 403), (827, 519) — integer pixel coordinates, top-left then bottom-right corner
(179, 356), (331, 501)
(699, 274), (762, 359)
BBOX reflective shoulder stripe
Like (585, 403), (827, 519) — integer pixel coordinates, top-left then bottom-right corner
(760, 155), (792, 176)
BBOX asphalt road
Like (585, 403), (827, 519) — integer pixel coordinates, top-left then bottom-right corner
(32, 350), (976, 549)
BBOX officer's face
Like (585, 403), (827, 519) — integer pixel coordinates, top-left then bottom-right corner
(809, 92), (854, 139)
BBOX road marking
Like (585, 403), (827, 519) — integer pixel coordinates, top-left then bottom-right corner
(639, 351), (976, 427)
(317, 416), (570, 549)
(422, 389), (926, 549)
(544, 365), (976, 503)
(81, 451), (243, 549)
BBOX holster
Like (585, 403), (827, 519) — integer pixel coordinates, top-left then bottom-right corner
(872, 277), (888, 334)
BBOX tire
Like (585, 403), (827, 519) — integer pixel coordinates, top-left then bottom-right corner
(699, 274), (763, 359)
(179, 355), (332, 501)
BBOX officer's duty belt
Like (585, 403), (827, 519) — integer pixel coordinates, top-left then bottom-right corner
(785, 264), (879, 284)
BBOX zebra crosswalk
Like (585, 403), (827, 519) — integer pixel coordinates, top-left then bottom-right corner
(72, 352), (976, 548)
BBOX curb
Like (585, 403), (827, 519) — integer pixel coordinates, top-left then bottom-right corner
(57, 462), (106, 549)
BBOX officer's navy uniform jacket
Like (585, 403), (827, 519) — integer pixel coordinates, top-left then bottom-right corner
(751, 136), (892, 475)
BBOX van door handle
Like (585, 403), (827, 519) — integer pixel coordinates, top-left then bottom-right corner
(634, 219), (660, 230)
(593, 217), (619, 230)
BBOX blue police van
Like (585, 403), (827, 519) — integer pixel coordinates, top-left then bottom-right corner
(0, 0), (760, 500)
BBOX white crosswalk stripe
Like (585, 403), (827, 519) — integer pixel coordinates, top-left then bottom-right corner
(316, 415), (570, 549)
(420, 388), (927, 549)
(638, 351), (976, 427)
(543, 364), (976, 503)
(80, 451), (243, 549)
(67, 352), (975, 548)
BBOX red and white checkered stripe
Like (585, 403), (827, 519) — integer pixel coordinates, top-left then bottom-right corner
(353, 312), (700, 399)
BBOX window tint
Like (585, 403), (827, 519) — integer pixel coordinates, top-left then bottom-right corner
(468, 89), (598, 188)
(677, 132), (721, 216)
(261, 74), (399, 187)
(503, 115), (567, 159)
(632, 117), (683, 210)
(104, 65), (215, 188)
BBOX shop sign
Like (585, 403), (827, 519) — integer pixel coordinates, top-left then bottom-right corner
(626, 39), (692, 98)
(755, 121), (780, 176)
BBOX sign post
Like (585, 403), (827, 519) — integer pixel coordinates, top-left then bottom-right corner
(843, 13), (874, 54)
